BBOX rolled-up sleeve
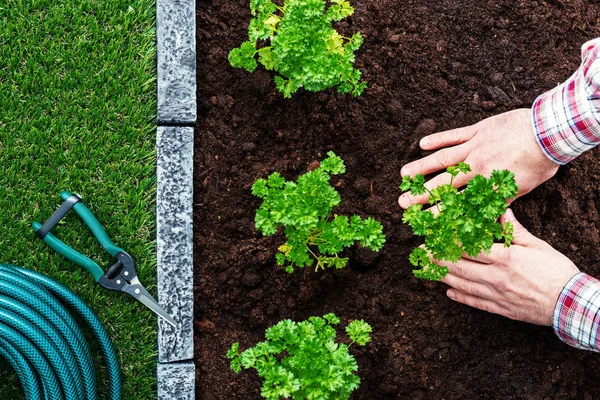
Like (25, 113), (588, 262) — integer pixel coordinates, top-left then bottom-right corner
(532, 38), (600, 164)
(553, 272), (600, 352)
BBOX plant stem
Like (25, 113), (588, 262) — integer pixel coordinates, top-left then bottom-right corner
(423, 187), (441, 214)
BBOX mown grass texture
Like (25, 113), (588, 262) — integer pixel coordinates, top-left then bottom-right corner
(0, 0), (157, 398)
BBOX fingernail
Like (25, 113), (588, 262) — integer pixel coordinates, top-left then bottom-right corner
(419, 138), (428, 147)
(398, 194), (411, 209)
(505, 208), (515, 221)
(447, 290), (456, 300)
(401, 167), (410, 177)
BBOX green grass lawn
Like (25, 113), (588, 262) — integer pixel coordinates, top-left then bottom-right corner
(0, 0), (157, 398)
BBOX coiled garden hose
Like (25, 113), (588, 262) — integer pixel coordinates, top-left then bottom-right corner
(0, 264), (121, 400)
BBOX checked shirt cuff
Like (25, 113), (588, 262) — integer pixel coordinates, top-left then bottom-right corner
(553, 272), (600, 352)
(532, 38), (600, 164)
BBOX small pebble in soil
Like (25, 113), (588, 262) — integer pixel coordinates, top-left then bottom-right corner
(415, 118), (437, 136)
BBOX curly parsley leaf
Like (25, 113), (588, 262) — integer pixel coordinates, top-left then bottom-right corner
(230, 0), (366, 97)
(346, 320), (372, 346)
(228, 41), (258, 72)
(228, 315), (371, 399)
(252, 152), (386, 273)
(399, 164), (518, 281)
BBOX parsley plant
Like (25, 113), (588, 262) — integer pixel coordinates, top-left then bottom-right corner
(253, 152), (385, 273)
(227, 313), (372, 399)
(229, 0), (367, 98)
(400, 163), (517, 281)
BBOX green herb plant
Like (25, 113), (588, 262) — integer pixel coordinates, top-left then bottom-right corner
(227, 313), (372, 400)
(229, 0), (367, 98)
(400, 163), (517, 281)
(252, 152), (385, 273)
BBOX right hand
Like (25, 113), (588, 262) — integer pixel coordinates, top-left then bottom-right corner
(439, 209), (580, 326)
(398, 109), (560, 209)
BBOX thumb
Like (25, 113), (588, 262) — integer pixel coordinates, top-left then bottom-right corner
(501, 208), (535, 246)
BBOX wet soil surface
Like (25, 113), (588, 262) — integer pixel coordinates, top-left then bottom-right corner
(195, 1), (600, 398)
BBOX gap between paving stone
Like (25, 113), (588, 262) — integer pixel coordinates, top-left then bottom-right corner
(156, 0), (196, 398)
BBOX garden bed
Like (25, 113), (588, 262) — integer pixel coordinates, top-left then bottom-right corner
(195, 0), (600, 398)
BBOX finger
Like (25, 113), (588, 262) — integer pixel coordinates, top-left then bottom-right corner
(400, 144), (470, 178)
(419, 126), (478, 150)
(446, 289), (507, 316)
(442, 274), (495, 300)
(435, 257), (495, 283)
(461, 251), (493, 264)
(500, 208), (536, 246)
(398, 171), (471, 209)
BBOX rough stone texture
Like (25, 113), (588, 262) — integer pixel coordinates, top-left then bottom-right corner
(157, 126), (194, 363)
(157, 0), (196, 124)
(157, 361), (195, 400)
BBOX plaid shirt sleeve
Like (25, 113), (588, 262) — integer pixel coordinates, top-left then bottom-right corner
(553, 272), (600, 352)
(532, 38), (600, 164)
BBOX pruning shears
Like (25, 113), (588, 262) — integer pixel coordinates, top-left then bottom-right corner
(33, 191), (177, 327)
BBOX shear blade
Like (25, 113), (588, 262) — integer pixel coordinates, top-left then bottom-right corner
(137, 294), (178, 328)
(122, 277), (178, 328)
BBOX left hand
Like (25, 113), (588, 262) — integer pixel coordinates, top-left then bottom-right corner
(438, 209), (580, 326)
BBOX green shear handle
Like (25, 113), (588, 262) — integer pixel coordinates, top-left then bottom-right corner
(33, 191), (177, 327)
(33, 191), (123, 281)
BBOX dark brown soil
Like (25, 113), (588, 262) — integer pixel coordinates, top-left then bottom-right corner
(194, 1), (600, 398)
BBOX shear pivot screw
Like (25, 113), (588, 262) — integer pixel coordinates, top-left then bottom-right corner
(135, 288), (141, 295)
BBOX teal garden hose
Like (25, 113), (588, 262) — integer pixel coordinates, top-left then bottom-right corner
(0, 264), (121, 400)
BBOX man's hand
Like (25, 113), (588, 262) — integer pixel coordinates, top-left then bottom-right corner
(398, 109), (559, 209)
(438, 209), (579, 326)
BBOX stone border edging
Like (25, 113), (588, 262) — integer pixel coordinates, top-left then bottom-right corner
(157, 126), (194, 363)
(157, 361), (195, 400)
(156, 0), (196, 398)
(157, 0), (197, 125)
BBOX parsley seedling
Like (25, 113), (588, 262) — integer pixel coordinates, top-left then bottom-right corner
(229, 0), (367, 98)
(400, 163), (517, 281)
(253, 152), (385, 273)
(227, 314), (372, 399)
